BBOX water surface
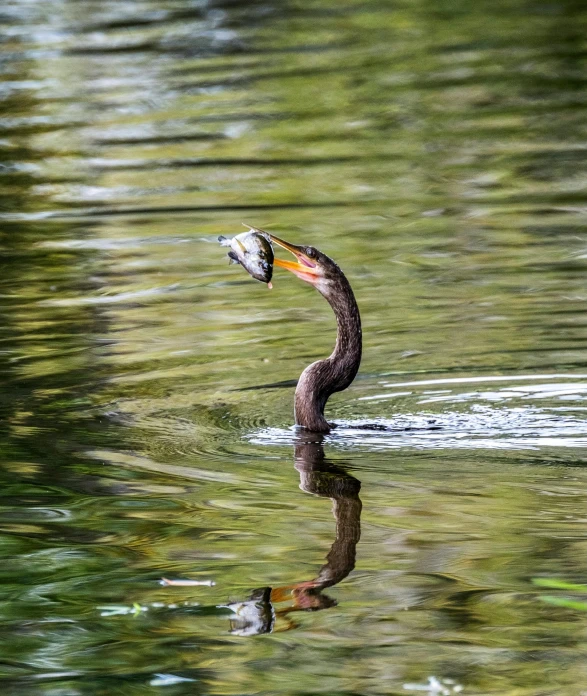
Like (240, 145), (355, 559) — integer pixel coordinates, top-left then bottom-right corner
(2, 0), (587, 694)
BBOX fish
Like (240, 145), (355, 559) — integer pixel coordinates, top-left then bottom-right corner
(218, 225), (274, 286)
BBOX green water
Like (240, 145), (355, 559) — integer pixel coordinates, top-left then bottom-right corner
(3, 0), (587, 693)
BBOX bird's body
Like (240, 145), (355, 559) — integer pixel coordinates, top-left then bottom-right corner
(221, 227), (362, 432)
(267, 234), (362, 433)
(293, 266), (361, 432)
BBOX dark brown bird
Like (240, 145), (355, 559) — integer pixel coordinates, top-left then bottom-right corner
(268, 233), (362, 433)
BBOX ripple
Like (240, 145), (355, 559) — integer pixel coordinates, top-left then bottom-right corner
(250, 405), (587, 452)
(361, 375), (587, 407)
(248, 375), (587, 451)
(85, 449), (244, 484)
(38, 283), (180, 306)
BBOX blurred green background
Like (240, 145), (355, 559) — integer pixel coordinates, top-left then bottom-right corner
(2, 0), (587, 694)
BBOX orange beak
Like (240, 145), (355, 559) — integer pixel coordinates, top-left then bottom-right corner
(267, 233), (321, 285)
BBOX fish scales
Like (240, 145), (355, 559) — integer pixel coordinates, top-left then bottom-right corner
(219, 225), (274, 285)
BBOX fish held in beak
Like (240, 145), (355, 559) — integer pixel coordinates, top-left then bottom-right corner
(218, 226), (274, 285)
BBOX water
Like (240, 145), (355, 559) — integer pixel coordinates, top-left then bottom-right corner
(2, 0), (587, 693)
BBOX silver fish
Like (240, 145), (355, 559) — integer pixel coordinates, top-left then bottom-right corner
(218, 225), (274, 285)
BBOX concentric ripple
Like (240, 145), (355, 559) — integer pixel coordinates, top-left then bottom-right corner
(250, 375), (587, 451)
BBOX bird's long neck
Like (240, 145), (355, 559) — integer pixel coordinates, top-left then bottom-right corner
(294, 272), (362, 432)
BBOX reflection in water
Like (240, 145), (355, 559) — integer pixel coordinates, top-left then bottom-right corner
(229, 432), (362, 636)
(292, 435), (361, 597)
(165, 433), (361, 636)
(229, 434), (361, 635)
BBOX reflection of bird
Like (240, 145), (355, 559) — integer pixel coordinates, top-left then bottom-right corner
(291, 434), (361, 596)
(269, 234), (362, 433)
(161, 437), (361, 636)
(225, 434), (362, 634)
(222, 587), (275, 637)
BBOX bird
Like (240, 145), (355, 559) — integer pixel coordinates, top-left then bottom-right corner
(268, 233), (362, 433)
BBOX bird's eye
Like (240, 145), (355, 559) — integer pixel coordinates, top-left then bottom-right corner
(305, 247), (317, 258)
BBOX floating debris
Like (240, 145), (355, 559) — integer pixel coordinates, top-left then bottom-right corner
(403, 676), (463, 695)
(98, 600), (200, 617)
(160, 577), (216, 586)
(149, 673), (196, 686)
(98, 603), (148, 617)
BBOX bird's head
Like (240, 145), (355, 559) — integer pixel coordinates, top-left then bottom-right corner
(267, 233), (342, 296)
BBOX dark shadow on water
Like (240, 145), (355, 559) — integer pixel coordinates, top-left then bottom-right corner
(236, 378), (299, 391)
(32, 200), (352, 222)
